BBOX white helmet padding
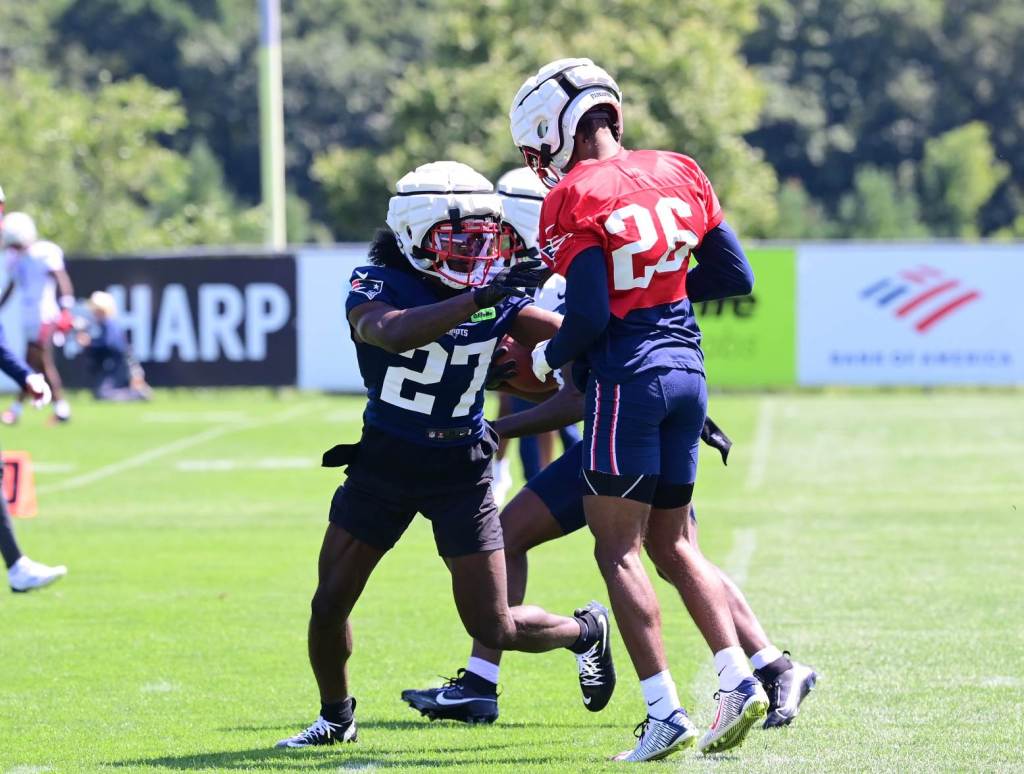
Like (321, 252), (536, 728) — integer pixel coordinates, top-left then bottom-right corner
(497, 167), (547, 257)
(385, 161), (508, 289)
(510, 58), (623, 187)
(1, 211), (38, 249)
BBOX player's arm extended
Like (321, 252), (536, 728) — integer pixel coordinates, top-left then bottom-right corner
(540, 247), (609, 370)
(685, 221), (754, 303)
(348, 294), (480, 353)
(492, 373), (583, 439)
(508, 304), (562, 347)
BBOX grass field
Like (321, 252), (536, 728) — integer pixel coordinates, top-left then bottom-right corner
(1, 389), (1022, 773)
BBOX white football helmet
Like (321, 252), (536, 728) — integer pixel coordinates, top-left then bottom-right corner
(1, 211), (38, 249)
(497, 167), (547, 260)
(386, 161), (510, 289)
(510, 58), (623, 188)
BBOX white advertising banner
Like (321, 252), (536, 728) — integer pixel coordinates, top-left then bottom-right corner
(797, 244), (1024, 385)
(296, 245), (370, 391)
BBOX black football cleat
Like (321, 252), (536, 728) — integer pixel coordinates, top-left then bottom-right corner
(401, 669), (499, 724)
(274, 699), (358, 748)
(572, 601), (616, 712)
(755, 653), (818, 729)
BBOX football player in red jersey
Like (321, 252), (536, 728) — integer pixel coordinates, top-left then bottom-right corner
(510, 58), (786, 760)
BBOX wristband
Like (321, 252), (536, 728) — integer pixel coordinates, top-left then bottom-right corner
(60, 295), (75, 310)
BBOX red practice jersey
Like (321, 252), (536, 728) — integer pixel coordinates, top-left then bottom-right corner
(539, 148), (722, 318)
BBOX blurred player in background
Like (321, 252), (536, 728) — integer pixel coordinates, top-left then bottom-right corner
(0, 316), (67, 591)
(275, 162), (615, 749)
(511, 58), (782, 760)
(490, 168), (581, 502)
(76, 291), (151, 402)
(0, 211), (75, 425)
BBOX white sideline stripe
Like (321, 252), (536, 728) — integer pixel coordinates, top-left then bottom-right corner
(37, 403), (322, 495)
(746, 398), (775, 490)
(688, 528), (758, 709)
(176, 457), (315, 472)
(32, 462), (78, 474)
(142, 411), (251, 424)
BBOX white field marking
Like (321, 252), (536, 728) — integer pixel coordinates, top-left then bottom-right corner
(175, 457), (315, 472)
(37, 403), (323, 495)
(141, 410), (251, 424)
(746, 398), (776, 490)
(31, 462), (78, 474)
(141, 680), (178, 693)
(979, 675), (1023, 688)
(323, 406), (366, 422)
(687, 528), (758, 710)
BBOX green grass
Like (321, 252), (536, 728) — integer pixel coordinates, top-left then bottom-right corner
(1, 390), (1022, 773)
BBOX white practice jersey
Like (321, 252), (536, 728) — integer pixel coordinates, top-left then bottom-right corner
(5, 240), (65, 330)
(534, 272), (567, 315)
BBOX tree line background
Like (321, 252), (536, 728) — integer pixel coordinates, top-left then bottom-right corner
(1, 0), (1021, 254)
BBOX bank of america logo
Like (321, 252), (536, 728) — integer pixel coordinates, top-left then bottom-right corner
(860, 265), (981, 334)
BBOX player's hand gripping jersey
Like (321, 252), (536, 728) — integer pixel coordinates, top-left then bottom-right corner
(346, 265), (531, 446)
(540, 149), (722, 379)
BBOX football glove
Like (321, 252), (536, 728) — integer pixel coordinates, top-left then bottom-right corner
(472, 260), (548, 309)
(24, 373), (52, 408)
(56, 308), (74, 333)
(485, 345), (518, 390)
(531, 340), (553, 383)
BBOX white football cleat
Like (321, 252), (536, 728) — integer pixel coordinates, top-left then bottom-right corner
(612, 708), (699, 762)
(9, 556), (67, 593)
(699, 677), (770, 754)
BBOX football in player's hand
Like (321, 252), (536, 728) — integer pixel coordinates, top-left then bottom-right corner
(493, 336), (558, 394)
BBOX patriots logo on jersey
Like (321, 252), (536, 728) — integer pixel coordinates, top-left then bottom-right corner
(540, 231), (572, 269)
(351, 271), (384, 300)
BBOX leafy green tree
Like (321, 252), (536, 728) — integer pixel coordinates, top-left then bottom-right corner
(919, 122), (1008, 238)
(774, 180), (835, 238)
(0, 70), (261, 253)
(837, 167), (928, 239)
(744, 0), (1024, 235)
(315, 0), (780, 239)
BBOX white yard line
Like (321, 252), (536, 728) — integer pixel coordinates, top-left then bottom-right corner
(746, 397), (776, 490)
(175, 457), (315, 472)
(37, 403), (322, 495)
(687, 528), (758, 709)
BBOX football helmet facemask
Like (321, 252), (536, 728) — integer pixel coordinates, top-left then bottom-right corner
(386, 161), (512, 289)
(509, 58), (623, 188)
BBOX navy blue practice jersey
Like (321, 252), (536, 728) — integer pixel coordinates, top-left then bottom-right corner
(345, 265), (531, 446)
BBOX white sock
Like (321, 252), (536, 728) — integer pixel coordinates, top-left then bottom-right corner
(466, 656), (500, 685)
(639, 670), (681, 720)
(714, 646), (753, 691)
(750, 645), (784, 670)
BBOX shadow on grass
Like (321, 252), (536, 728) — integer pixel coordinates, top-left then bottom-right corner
(109, 743), (554, 770)
(219, 718), (625, 733)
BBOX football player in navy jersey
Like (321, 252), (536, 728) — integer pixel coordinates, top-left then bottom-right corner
(402, 170), (816, 732)
(275, 162), (615, 750)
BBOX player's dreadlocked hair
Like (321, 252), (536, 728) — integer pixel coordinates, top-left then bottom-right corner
(368, 227), (410, 270)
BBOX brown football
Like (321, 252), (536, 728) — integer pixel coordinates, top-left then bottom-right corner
(494, 335), (558, 394)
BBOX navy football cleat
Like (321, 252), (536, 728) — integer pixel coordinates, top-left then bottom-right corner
(573, 601), (616, 712)
(757, 654), (818, 729)
(401, 669), (499, 724)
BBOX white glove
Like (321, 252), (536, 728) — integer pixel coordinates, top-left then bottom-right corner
(25, 373), (52, 407)
(531, 340), (553, 383)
